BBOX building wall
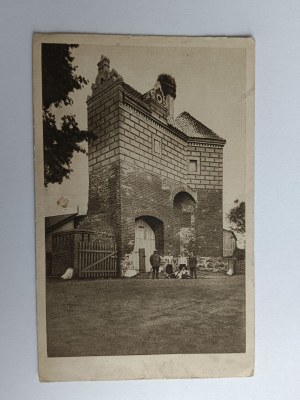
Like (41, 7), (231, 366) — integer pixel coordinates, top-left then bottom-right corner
(84, 76), (224, 263)
(196, 189), (223, 255)
(223, 230), (237, 257)
(82, 84), (122, 245)
(119, 161), (184, 256)
(119, 104), (187, 184)
(186, 143), (224, 255)
(118, 160), (222, 257)
(116, 102), (223, 257)
(186, 144), (223, 191)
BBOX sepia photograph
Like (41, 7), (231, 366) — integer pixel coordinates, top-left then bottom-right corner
(34, 34), (254, 380)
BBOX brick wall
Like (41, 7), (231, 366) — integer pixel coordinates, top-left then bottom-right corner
(87, 84), (122, 173)
(82, 84), (122, 245)
(119, 163), (179, 255)
(84, 76), (224, 261)
(119, 104), (188, 184)
(187, 144), (223, 190)
(196, 189), (223, 255)
(118, 161), (223, 257)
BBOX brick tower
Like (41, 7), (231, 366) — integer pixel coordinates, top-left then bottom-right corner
(84, 55), (226, 272)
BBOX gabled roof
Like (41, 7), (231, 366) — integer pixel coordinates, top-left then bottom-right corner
(122, 83), (151, 111)
(121, 82), (225, 144)
(175, 111), (225, 142)
(123, 83), (145, 102)
(45, 213), (78, 233)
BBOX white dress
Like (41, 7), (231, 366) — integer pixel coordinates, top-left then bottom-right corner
(61, 268), (74, 280)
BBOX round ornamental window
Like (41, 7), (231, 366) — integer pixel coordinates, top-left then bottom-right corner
(156, 93), (163, 103)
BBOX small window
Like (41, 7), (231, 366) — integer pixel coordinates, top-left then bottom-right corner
(154, 139), (161, 154)
(152, 136), (162, 157)
(189, 160), (197, 173)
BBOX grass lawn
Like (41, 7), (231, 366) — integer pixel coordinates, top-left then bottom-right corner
(46, 274), (245, 357)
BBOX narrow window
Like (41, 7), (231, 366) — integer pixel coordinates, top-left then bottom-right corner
(189, 160), (197, 173)
(154, 139), (161, 154)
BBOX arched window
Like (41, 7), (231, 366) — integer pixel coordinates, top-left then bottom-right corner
(173, 192), (196, 228)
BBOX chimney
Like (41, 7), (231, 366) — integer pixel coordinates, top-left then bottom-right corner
(157, 74), (176, 119)
(165, 95), (174, 119)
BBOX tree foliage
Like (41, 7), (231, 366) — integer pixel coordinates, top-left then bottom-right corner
(42, 43), (94, 186)
(226, 199), (245, 234)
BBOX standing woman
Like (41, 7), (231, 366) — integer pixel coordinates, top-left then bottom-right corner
(165, 251), (174, 277)
(178, 252), (188, 272)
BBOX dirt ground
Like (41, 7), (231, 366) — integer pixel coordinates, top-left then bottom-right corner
(46, 274), (245, 357)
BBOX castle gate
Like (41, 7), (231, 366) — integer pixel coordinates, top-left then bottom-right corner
(133, 216), (164, 272)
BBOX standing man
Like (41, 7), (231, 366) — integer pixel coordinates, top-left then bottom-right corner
(189, 252), (198, 279)
(178, 252), (188, 272)
(150, 250), (161, 279)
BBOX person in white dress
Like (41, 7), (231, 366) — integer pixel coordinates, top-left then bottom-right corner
(165, 251), (174, 277)
(178, 253), (188, 272)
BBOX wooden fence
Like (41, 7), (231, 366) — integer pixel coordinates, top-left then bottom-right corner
(235, 259), (245, 275)
(78, 241), (118, 278)
(226, 258), (245, 275)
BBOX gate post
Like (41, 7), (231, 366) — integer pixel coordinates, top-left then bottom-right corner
(73, 232), (81, 278)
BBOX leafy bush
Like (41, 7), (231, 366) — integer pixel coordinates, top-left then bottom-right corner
(198, 256), (227, 272)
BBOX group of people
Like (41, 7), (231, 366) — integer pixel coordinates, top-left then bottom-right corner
(149, 250), (198, 279)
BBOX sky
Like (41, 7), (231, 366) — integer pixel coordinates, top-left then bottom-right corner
(44, 43), (246, 233)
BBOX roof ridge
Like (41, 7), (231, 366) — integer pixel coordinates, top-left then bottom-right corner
(175, 111), (225, 141)
(122, 82), (144, 98)
(176, 111), (212, 130)
(45, 212), (77, 219)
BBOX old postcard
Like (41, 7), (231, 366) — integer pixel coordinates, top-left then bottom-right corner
(33, 34), (255, 381)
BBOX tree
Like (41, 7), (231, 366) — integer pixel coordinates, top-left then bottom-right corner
(42, 43), (95, 186)
(226, 199), (245, 234)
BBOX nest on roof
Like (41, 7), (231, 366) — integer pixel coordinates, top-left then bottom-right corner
(157, 74), (176, 99)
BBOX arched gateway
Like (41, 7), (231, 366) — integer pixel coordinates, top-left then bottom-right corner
(173, 192), (197, 253)
(133, 216), (164, 272)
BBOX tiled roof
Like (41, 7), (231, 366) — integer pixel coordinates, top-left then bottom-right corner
(123, 83), (144, 100)
(175, 111), (225, 141)
(122, 83), (153, 111)
(45, 213), (77, 233)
